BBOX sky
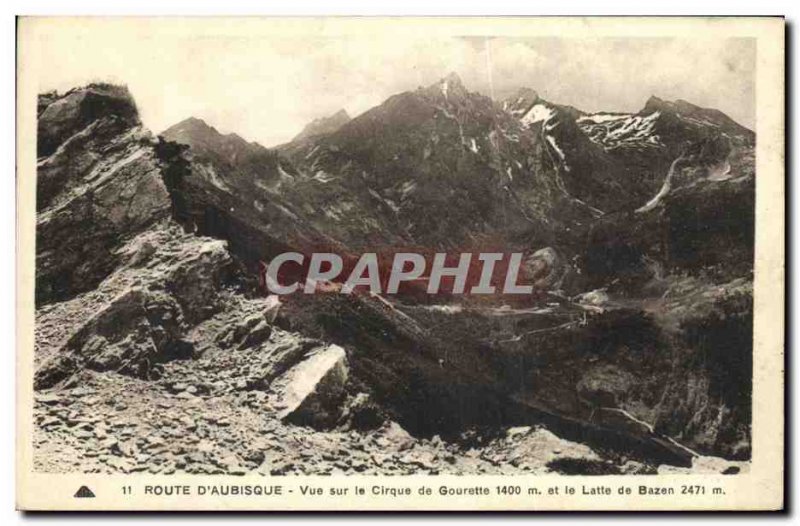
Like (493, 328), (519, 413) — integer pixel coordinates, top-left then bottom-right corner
(30, 21), (756, 147)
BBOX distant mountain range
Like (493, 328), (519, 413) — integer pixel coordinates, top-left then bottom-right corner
(158, 72), (753, 272)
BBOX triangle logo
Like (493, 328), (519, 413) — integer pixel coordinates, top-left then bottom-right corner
(74, 486), (96, 498)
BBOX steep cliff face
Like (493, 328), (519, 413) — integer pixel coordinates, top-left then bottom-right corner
(503, 89), (627, 215)
(35, 85), (173, 305)
(651, 278), (752, 458)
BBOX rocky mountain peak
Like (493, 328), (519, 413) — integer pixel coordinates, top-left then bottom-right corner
(37, 83), (141, 157)
(423, 72), (469, 101)
(642, 95), (702, 118)
(642, 95), (707, 117)
(502, 87), (541, 116)
(174, 115), (209, 128)
(163, 117), (222, 143)
(643, 95), (667, 111)
(162, 117), (268, 166)
(640, 95), (754, 141)
(35, 85), (174, 302)
(511, 87), (539, 104)
(442, 71), (464, 86)
(292, 108), (352, 142)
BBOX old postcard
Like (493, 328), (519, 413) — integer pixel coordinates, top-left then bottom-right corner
(16, 16), (784, 511)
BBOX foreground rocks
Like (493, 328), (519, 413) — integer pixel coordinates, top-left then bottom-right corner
(33, 371), (746, 476)
(35, 224), (235, 388)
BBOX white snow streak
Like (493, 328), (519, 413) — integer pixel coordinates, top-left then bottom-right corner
(520, 104), (555, 127)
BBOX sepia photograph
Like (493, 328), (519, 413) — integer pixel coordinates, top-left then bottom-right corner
(15, 16), (785, 511)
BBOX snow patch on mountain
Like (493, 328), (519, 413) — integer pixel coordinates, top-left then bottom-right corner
(546, 136), (566, 161)
(577, 113), (629, 124)
(578, 111), (663, 150)
(520, 104), (555, 127)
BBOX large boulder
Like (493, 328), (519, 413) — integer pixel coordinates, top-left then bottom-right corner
(272, 344), (349, 429)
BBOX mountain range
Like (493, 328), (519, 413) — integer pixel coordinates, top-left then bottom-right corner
(155, 73), (753, 289)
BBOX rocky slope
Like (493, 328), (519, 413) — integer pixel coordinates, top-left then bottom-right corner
(32, 77), (755, 474)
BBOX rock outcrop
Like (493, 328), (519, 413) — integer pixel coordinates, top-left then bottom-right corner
(37, 83), (140, 159)
(35, 225), (236, 389)
(35, 85), (173, 305)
